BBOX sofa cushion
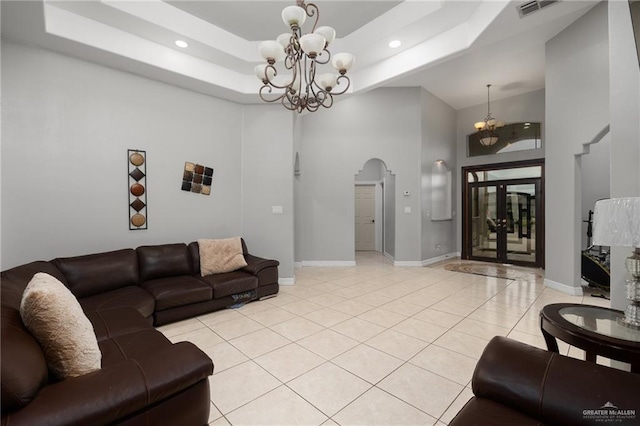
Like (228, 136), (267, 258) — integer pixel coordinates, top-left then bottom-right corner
(79, 286), (155, 319)
(20, 273), (102, 379)
(1, 306), (49, 412)
(0, 261), (68, 310)
(141, 276), (212, 311)
(99, 329), (173, 366)
(199, 271), (258, 298)
(53, 249), (138, 299)
(137, 244), (192, 282)
(198, 238), (247, 275)
(86, 308), (155, 343)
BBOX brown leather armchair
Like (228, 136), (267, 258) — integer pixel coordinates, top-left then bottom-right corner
(450, 336), (640, 426)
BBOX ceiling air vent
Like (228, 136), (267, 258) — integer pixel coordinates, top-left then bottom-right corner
(517, 0), (559, 18)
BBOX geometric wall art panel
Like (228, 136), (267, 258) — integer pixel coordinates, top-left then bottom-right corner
(128, 149), (148, 230)
(181, 162), (213, 196)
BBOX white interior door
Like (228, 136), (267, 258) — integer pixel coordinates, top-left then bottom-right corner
(355, 185), (376, 251)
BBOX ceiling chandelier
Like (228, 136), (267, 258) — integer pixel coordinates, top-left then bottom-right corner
(255, 1), (354, 113)
(474, 84), (505, 146)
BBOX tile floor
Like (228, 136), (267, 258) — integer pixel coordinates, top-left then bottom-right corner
(157, 252), (611, 426)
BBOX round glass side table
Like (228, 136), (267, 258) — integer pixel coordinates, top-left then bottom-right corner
(539, 303), (640, 373)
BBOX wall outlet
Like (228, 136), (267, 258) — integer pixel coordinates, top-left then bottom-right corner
(404, 206), (411, 214)
(436, 244), (442, 250)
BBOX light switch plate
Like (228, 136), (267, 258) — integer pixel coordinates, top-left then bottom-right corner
(404, 206), (411, 214)
(272, 206), (283, 214)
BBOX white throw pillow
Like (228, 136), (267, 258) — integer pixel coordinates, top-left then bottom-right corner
(199, 237), (248, 276)
(20, 272), (101, 379)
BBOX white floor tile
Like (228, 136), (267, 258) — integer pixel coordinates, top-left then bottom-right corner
(332, 344), (404, 384)
(331, 317), (386, 342)
(226, 385), (328, 426)
(365, 329), (429, 361)
(288, 363), (371, 417)
(410, 344), (477, 386)
(209, 361), (280, 414)
(378, 363), (464, 419)
(297, 329), (359, 360)
(333, 386), (438, 426)
(254, 343), (325, 383)
(228, 328), (291, 358)
(203, 341), (249, 374)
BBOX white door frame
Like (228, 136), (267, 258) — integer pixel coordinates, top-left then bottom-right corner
(355, 181), (383, 251)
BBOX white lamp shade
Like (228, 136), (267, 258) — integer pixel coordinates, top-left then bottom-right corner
(254, 64), (276, 81)
(277, 33), (291, 48)
(282, 6), (306, 28)
(331, 52), (355, 73)
(318, 73), (337, 90)
(592, 197), (640, 247)
(487, 118), (497, 127)
(314, 26), (336, 45)
(259, 40), (285, 62)
(299, 34), (326, 56)
(474, 121), (486, 130)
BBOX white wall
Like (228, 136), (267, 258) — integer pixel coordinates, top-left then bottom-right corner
(1, 39), (244, 268)
(421, 89), (457, 261)
(608, 0), (640, 310)
(1, 39), (295, 277)
(241, 106), (295, 281)
(455, 89), (545, 253)
(580, 136), (610, 250)
(298, 87), (422, 263)
(545, 2), (609, 295)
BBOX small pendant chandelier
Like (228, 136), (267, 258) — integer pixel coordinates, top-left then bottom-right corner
(474, 84), (505, 146)
(255, 1), (354, 113)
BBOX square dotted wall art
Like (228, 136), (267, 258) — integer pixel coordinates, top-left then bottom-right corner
(181, 162), (213, 196)
(128, 149), (148, 230)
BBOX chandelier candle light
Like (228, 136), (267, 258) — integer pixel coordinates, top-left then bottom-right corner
(474, 84), (505, 146)
(256, 0), (354, 113)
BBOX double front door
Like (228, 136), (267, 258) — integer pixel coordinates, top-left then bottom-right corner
(463, 162), (544, 267)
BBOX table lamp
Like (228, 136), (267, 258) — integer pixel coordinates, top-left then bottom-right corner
(592, 197), (640, 328)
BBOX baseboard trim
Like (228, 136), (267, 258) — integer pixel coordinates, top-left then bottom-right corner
(279, 277), (295, 286)
(383, 252), (395, 262)
(301, 260), (357, 267)
(422, 252), (459, 267)
(394, 261), (423, 267)
(294, 262), (303, 269)
(544, 278), (584, 296)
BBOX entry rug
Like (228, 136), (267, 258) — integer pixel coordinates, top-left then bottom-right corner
(444, 262), (542, 281)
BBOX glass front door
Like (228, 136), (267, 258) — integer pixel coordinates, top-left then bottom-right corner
(464, 162), (544, 267)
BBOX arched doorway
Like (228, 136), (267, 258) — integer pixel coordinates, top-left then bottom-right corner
(355, 159), (395, 258)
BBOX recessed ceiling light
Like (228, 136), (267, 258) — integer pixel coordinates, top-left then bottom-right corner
(175, 40), (188, 48)
(388, 40), (401, 49)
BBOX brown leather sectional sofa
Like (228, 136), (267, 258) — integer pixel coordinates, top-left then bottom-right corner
(1, 239), (279, 425)
(450, 336), (640, 426)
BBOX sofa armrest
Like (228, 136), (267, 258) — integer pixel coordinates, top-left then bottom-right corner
(2, 342), (213, 426)
(242, 254), (279, 275)
(473, 336), (640, 425)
